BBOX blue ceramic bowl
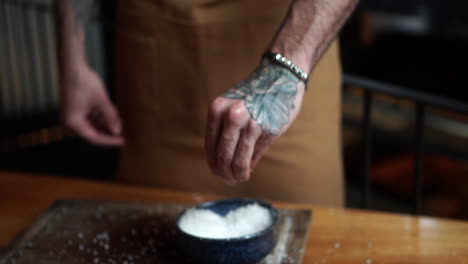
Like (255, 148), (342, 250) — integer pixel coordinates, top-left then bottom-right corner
(176, 198), (280, 264)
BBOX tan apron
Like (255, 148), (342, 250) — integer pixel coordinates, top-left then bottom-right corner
(116, 0), (344, 206)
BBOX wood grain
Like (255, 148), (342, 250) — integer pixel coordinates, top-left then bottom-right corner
(1, 171), (468, 263)
(0, 200), (311, 264)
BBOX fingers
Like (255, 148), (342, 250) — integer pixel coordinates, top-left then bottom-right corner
(215, 103), (250, 184)
(88, 98), (122, 136)
(251, 133), (274, 169)
(231, 120), (261, 182)
(205, 98), (230, 174)
(99, 98), (122, 136)
(206, 98), (274, 185)
(65, 115), (124, 146)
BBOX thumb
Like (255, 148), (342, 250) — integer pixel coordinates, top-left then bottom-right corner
(98, 97), (122, 135)
(251, 134), (273, 169)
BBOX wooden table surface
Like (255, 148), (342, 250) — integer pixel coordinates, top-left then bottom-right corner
(1, 171), (467, 263)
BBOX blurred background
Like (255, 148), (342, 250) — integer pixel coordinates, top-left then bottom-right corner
(1, 0), (467, 219)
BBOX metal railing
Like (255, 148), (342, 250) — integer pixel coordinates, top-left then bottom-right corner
(0, 0), (58, 118)
(0, 0), (107, 121)
(344, 73), (468, 215)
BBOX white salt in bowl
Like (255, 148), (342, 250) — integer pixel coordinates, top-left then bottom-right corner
(176, 198), (280, 264)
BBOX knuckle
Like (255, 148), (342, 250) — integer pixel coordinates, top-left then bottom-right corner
(247, 119), (261, 134)
(233, 159), (247, 171)
(233, 102), (247, 116)
(216, 153), (230, 167)
(226, 106), (245, 126)
(210, 97), (225, 114)
(220, 131), (234, 142)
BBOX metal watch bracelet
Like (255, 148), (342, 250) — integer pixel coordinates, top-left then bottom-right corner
(263, 51), (309, 86)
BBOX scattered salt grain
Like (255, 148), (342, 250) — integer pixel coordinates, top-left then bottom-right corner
(178, 203), (271, 239)
(96, 232), (110, 241)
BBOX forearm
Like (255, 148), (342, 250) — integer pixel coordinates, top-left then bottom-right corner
(269, 0), (358, 73)
(55, 0), (94, 74)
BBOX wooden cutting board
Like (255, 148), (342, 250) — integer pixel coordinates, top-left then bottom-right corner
(0, 200), (312, 264)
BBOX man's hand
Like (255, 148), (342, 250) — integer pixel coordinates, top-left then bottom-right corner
(205, 0), (358, 184)
(56, 0), (122, 146)
(205, 60), (305, 184)
(61, 64), (124, 146)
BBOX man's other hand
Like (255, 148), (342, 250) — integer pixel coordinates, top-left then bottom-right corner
(60, 64), (124, 146)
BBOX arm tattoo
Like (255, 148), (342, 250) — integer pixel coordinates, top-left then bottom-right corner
(224, 62), (300, 135)
(71, 0), (98, 30)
